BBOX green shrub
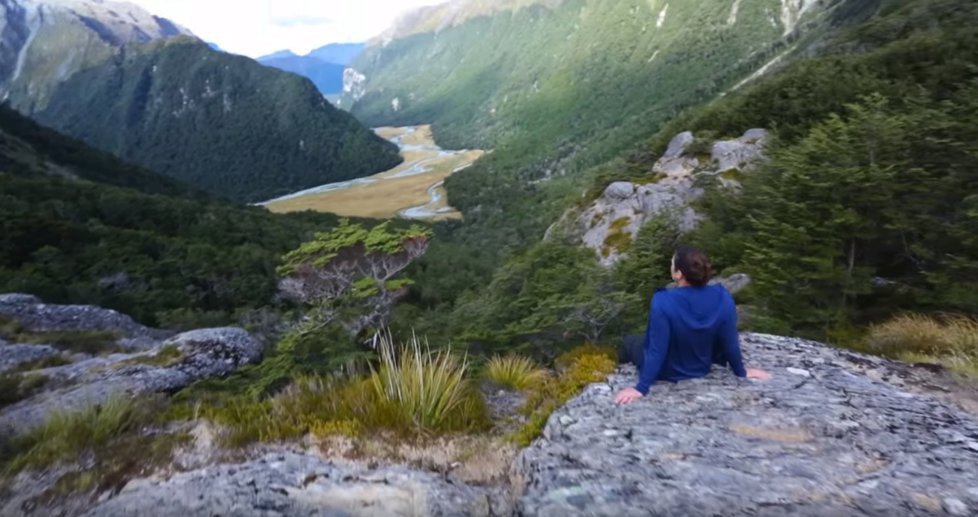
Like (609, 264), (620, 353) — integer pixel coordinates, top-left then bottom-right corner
(484, 355), (549, 391)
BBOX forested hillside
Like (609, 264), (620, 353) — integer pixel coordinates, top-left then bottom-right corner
(0, 105), (348, 328)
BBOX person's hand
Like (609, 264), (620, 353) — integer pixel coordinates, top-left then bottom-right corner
(614, 387), (643, 405)
(747, 368), (772, 381)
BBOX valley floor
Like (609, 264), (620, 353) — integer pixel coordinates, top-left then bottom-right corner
(262, 126), (484, 221)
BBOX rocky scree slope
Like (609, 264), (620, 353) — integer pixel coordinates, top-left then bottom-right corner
(0, 293), (262, 434)
(43, 332), (978, 516)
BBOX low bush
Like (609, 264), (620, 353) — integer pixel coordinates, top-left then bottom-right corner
(553, 343), (618, 371)
(512, 347), (617, 446)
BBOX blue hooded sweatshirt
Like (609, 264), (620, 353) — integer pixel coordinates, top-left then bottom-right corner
(635, 283), (746, 395)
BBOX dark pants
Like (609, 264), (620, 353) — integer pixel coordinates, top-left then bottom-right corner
(618, 333), (730, 371)
(619, 334), (646, 369)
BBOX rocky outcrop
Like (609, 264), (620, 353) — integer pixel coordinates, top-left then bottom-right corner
(0, 342), (57, 373)
(84, 451), (512, 517)
(0, 295), (262, 433)
(516, 333), (978, 516)
(573, 180), (701, 267)
(0, 293), (169, 349)
(550, 129), (769, 267)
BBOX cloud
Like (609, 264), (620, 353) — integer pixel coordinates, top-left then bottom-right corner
(270, 16), (335, 28)
(127, 0), (445, 58)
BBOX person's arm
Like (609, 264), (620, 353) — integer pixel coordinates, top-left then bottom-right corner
(718, 298), (747, 378)
(635, 294), (670, 395)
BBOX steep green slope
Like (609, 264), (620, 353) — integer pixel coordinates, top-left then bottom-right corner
(396, 0), (978, 350)
(0, 104), (346, 327)
(34, 38), (401, 203)
(0, 104), (197, 198)
(348, 0), (875, 157)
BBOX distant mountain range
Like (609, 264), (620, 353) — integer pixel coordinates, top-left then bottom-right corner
(257, 43), (365, 96)
(0, 0), (398, 202)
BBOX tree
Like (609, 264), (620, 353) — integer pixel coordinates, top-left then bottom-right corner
(277, 219), (431, 339)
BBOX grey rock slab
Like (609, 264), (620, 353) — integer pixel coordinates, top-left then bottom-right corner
(85, 451), (510, 517)
(515, 333), (978, 516)
(0, 343), (59, 373)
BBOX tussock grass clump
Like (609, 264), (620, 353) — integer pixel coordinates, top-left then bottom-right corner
(484, 354), (549, 391)
(865, 314), (978, 376)
(370, 332), (475, 431)
(512, 347), (617, 446)
(201, 332), (491, 447)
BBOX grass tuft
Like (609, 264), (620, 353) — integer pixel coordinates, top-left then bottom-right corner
(865, 314), (978, 376)
(370, 332), (477, 432)
(0, 373), (48, 410)
(5, 395), (148, 474)
(0, 317), (124, 355)
(484, 354), (549, 391)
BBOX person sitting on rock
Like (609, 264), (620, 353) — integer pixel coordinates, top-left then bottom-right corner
(615, 246), (771, 405)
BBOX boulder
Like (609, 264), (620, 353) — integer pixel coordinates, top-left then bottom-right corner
(515, 333), (978, 516)
(652, 131), (699, 178)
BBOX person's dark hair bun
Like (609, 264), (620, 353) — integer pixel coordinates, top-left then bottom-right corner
(674, 246), (714, 287)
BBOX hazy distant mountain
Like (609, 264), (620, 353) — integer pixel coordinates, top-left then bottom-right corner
(306, 43), (365, 66)
(257, 43), (365, 95)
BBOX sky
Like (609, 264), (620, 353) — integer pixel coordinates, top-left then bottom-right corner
(128, 0), (445, 58)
